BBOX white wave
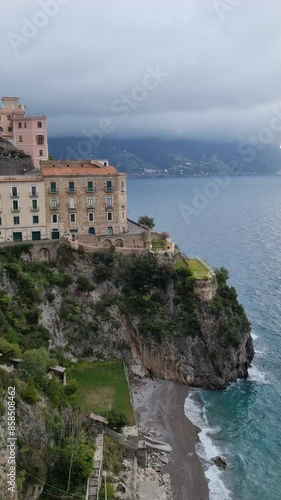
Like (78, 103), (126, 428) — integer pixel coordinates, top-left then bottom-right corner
(248, 365), (268, 383)
(251, 333), (259, 340)
(184, 393), (233, 500)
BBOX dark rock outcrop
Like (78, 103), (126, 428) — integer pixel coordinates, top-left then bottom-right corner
(0, 137), (35, 175)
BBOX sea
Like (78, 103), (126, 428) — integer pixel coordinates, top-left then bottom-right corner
(128, 175), (281, 500)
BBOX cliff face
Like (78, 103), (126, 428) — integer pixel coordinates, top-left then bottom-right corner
(0, 246), (254, 393)
(0, 137), (35, 175)
(35, 247), (253, 390)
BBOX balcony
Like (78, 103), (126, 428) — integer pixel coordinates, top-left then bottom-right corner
(67, 189), (76, 194)
(50, 205), (59, 211)
(10, 194), (19, 198)
(11, 208), (20, 212)
(31, 208), (39, 212)
(68, 206), (77, 211)
(30, 192), (39, 198)
(105, 187), (114, 193)
(49, 189), (58, 194)
(86, 187), (95, 193)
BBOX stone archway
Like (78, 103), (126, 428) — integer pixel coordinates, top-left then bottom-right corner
(103, 239), (112, 248)
(114, 239), (124, 247)
(38, 248), (50, 261)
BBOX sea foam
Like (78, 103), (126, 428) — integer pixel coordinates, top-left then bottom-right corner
(184, 392), (233, 500)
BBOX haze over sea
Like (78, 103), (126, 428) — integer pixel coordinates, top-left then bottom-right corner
(128, 176), (281, 500)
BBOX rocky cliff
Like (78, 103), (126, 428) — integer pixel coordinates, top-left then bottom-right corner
(0, 137), (35, 175)
(38, 246), (253, 389)
(0, 244), (254, 498)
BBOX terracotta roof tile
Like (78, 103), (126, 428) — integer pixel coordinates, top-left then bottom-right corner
(41, 166), (118, 177)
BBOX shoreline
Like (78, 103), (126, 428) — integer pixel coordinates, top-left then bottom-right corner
(131, 377), (209, 500)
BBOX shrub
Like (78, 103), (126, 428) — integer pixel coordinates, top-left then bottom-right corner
(76, 275), (94, 292)
(0, 338), (21, 361)
(106, 408), (129, 432)
(21, 378), (39, 405)
(21, 348), (50, 385)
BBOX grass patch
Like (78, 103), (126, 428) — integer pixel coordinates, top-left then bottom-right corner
(71, 360), (135, 425)
(188, 258), (211, 279)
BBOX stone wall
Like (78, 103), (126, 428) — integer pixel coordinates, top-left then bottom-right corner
(193, 276), (217, 301)
(20, 241), (59, 263)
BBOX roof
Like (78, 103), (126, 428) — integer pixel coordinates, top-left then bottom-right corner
(41, 166), (118, 177)
(0, 176), (42, 182)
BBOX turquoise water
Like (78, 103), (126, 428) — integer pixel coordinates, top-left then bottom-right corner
(128, 176), (281, 500)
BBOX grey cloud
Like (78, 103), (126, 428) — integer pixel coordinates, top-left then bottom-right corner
(1, 0), (281, 143)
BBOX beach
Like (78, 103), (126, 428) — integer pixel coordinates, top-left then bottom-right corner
(132, 377), (209, 500)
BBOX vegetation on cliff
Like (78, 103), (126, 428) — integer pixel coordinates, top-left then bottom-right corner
(0, 243), (253, 496)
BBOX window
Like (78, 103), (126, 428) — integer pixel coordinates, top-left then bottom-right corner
(18, 135), (23, 143)
(51, 197), (58, 209)
(11, 186), (18, 197)
(107, 212), (113, 221)
(50, 182), (57, 193)
(106, 180), (113, 192)
(69, 197), (76, 209)
(13, 216), (20, 225)
(0, 217), (1, 225)
(89, 227), (95, 235)
(32, 199), (38, 211)
(121, 195), (125, 206)
(31, 186), (38, 197)
(18, 122), (22, 129)
(88, 213), (94, 222)
(87, 196), (94, 208)
(12, 200), (19, 211)
(68, 181), (75, 193)
(87, 181), (94, 192)
(32, 231), (41, 241)
(107, 227), (113, 236)
(39, 150), (44, 157)
(121, 180), (125, 191)
(37, 121), (42, 128)
(122, 211), (125, 220)
(8, 127), (12, 133)
(0, 127), (3, 132)
(37, 135), (44, 145)
(70, 213), (76, 223)
(106, 196), (112, 207)
(33, 216), (39, 224)
(51, 230), (60, 240)
(24, 122), (27, 128)
(7, 115), (11, 121)
(52, 214), (58, 223)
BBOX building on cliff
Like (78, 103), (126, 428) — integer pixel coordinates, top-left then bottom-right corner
(0, 159), (128, 243)
(0, 97), (48, 168)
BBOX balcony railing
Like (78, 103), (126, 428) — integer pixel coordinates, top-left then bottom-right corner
(50, 205), (59, 210)
(105, 187), (113, 192)
(68, 206), (77, 211)
(10, 194), (19, 198)
(30, 192), (39, 197)
(31, 208), (39, 212)
(49, 189), (58, 194)
(11, 208), (20, 212)
(67, 189), (76, 194)
(86, 187), (95, 193)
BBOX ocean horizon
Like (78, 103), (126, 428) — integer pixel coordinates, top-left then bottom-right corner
(128, 175), (281, 500)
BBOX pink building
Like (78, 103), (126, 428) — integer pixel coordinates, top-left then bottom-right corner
(0, 97), (48, 169)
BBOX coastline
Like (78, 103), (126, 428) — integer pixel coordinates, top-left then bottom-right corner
(131, 377), (209, 500)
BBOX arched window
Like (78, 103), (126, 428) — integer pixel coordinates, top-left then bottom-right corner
(0, 127), (3, 132)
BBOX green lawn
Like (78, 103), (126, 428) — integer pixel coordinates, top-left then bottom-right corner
(70, 360), (135, 425)
(188, 258), (211, 279)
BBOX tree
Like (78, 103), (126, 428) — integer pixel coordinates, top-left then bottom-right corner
(0, 338), (21, 361)
(21, 348), (50, 384)
(138, 215), (155, 230)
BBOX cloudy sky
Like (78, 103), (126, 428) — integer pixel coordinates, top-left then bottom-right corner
(1, 0), (281, 142)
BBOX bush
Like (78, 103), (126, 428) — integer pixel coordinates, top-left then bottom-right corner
(100, 482), (115, 500)
(22, 378), (39, 405)
(21, 348), (50, 385)
(106, 408), (129, 432)
(0, 338), (21, 361)
(76, 275), (94, 292)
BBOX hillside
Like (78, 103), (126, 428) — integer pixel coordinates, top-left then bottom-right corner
(48, 137), (281, 177)
(0, 244), (254, 497)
